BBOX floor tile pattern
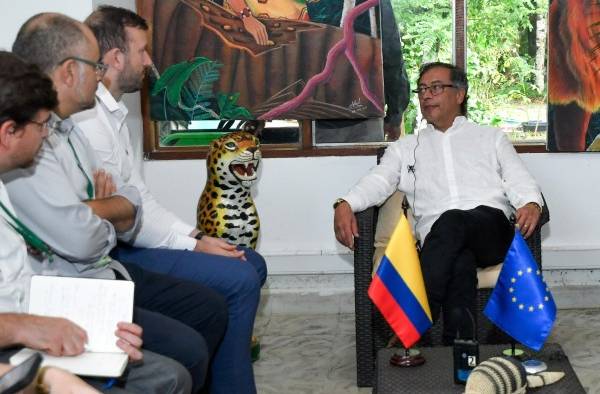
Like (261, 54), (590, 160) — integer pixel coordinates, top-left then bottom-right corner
(254, 309), (600, 393)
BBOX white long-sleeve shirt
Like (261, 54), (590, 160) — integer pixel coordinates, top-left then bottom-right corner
(344, 116), (543, 241)
(72, 83), (197, 251)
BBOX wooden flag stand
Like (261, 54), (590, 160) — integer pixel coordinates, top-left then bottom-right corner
(390, 347), (426, 367)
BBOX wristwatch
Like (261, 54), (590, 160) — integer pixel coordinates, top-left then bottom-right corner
(529, 202), (542, 214)
(194, 231), (205, 240)
(333, 198), (347, 209)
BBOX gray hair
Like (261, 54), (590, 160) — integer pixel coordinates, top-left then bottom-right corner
(12, 13), (89, 74)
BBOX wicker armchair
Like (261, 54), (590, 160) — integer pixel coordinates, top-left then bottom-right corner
(353, 184), (550, 388)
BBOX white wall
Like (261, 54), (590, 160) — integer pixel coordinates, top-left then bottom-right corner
(144, 153), (600, 274)
(0, 0), (93, 50)
(4, 0), (600, 276)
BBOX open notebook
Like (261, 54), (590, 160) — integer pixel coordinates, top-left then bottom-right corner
(10, 276), (134, 377)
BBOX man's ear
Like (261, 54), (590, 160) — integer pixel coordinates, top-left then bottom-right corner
(456, 88), (467, 106)
(0, 119), (18, 150)
(52, 60), (76, 89)
(104, 47), (125, 72)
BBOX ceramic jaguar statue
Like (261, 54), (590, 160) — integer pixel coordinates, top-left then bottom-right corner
(197, 131), (261, 248)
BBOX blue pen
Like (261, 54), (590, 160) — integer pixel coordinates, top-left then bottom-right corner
(102, 378), (117, 390)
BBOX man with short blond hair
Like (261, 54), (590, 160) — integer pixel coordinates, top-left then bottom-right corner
(73, 6), (267, 393)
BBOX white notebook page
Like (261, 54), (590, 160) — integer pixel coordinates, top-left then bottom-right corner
(27, 275), (134, 353)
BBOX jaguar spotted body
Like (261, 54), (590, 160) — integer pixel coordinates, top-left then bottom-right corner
(196, 131), (261, 248)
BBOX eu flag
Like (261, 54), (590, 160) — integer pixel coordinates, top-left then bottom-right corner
(368, 214), (432, 348)
(484, 230), (556, 351)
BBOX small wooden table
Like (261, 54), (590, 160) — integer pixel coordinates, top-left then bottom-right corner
(374, 343), (585, 393)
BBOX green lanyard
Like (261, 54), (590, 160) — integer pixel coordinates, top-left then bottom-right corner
(67, 137), (94, 199)
(0, 200), (54, 262)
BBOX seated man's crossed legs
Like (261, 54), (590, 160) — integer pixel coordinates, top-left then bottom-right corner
(420, 206), (514, 344)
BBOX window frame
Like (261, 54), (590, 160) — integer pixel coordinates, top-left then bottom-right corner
(142, 0), (546, 160)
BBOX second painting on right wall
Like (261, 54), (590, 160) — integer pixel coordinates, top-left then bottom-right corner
(548, 0), (600, 152)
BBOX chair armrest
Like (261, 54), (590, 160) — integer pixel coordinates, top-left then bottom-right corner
(353, 206), (377, 387)
(525, 194), (549, 269)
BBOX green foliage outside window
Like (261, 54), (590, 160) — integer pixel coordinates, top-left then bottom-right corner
(391, 0), (548, 138)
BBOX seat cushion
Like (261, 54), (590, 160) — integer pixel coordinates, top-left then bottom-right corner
(372, 191), (502, 289)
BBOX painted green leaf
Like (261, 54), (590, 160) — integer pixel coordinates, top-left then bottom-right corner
(151, 57), (215, 108)
(217, 93), (252, 119)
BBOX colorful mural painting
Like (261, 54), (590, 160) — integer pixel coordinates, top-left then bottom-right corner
(138, 0), (385, 122)
(548, 0), (600, 151)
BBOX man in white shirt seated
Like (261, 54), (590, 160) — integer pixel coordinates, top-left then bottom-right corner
(333, 62), (544, 344)
(72, 6), (267, 394)
(0, 51), (191, 394)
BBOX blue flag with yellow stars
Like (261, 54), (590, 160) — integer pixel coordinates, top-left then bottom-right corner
(484, 230), (556, 351)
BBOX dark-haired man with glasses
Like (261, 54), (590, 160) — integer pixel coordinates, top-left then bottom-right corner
(333, 62), (544, 344)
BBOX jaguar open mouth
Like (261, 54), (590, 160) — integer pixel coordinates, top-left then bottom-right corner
(230, 160), (259, 180)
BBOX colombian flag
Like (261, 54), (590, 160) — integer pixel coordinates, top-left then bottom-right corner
(368, 214), (432, 348)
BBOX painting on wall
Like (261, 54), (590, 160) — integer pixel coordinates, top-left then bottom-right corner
(137, 0), (385, 123)
(547, 0), (600, 152)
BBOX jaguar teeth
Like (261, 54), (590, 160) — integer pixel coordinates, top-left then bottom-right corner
(231, 160), (259, 178)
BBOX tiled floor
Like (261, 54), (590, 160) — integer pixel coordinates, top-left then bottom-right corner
(253, 309), (600, 393)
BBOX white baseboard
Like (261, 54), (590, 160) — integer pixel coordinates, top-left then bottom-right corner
(262, 247), (600, 275)
(258, 268), (600, 315)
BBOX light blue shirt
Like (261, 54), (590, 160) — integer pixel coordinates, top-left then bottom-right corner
(1, 114), (141, 282)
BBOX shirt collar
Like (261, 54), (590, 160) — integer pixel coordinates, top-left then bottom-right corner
(50, 112), (75, 136)
(425, 116), (467, 134)
(96, 82), (128, 118)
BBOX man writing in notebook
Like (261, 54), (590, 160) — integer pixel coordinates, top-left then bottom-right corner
(0, 51), (191, 393)
(333, 62), (543, 344)
(73, 7), (267, 393)
(5, 13), (228, 392)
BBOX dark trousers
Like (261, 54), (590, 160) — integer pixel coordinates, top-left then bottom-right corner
(112, 245), (266, 394)
(122, 263), (228, 392)
(420, 206), (513, 343)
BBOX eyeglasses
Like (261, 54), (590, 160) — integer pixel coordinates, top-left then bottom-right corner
(412, 83), (456, 97)
(28, 118), (51, 131)
(58, 56), (108, 77)
(28, 116), (55, 136)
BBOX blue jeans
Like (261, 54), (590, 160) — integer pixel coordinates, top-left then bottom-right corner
(112, 244), (267, 394)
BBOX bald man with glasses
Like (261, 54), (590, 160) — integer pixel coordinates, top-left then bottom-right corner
(334, 62), (544, 345)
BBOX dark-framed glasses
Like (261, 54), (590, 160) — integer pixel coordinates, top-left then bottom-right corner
(28, 118), (51, 132)
(412, 83), (456, 97)
(58, 56), (108, 77)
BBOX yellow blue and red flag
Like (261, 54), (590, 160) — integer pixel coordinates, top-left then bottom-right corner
(368, 214), (432, 348)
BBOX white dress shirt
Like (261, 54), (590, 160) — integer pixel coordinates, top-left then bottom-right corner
(1, 114), (141, 281)
(344, 116), (543, 241)
(0, 181), (37, 312)
(73, 83), (197, 251)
